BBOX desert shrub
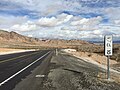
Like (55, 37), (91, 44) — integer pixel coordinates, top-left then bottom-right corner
(76, 45), (104, 53)
(73, 44), (120, 62)
(88, 54), (92, 57)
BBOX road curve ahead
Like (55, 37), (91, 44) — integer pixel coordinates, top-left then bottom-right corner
(0, 50), (51, 90)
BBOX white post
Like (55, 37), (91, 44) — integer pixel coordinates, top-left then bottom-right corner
(104, 35), (113, 80)
(107, 56), (110, 80)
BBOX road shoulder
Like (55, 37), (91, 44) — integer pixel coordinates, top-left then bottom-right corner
(40, 52), (120, 90)
(13, 52), (52, 90)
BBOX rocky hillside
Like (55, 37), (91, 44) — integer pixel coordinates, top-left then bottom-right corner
(0, 30), (39, 44)
(0, 30), (92, 48)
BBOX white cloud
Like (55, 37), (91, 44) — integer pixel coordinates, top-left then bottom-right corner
(0, 15), (31, 31)
(28, 34), (33, 37)
(0, 0), (120, 40)
(37, 13), (73, 27)
(37, 17), (57, 27)
(5, 0), (64, 16)
(71, 16), (102, 26)
(7, 13), (73, 33)
(1, 13), (119, 40)
(93, 30), (102, 35)
(114, 20), (120, 25)
(10, 22), (37, 32)
(104, 7), (120, 19)
(104, 7), (120, 25)
(0, 15), (29, 26)
(70, 16), (102, 31)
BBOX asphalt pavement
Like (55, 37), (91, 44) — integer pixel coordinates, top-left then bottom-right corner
(1, 50), (120, 90)
(0, 50), (52, 90)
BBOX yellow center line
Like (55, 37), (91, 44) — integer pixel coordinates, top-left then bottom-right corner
(0, 51), (39, 64)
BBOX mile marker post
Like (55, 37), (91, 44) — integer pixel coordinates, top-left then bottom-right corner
(107, 55), (110, 80)
(104, 35), (113, 80)
(56, 48), (58, 56)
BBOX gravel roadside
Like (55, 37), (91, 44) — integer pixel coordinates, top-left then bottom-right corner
(40, 51), (120, 90)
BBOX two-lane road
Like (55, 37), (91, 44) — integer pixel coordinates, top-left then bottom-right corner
(0, 50), (51, 90)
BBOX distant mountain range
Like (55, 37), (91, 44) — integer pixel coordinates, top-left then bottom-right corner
(0, 30), (92, 48)
(89, 41), (120, 44)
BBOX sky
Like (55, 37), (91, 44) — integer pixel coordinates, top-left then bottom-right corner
(0, 0), (120, 41)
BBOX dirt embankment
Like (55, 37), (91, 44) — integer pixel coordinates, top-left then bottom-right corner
(69, 51), (117, 66)
(63, 49), (117, 66)
(76, 44), (120, 62)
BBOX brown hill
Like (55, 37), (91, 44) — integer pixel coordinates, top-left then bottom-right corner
(0, 30), (92, 48)
(0, 30), (39, 44)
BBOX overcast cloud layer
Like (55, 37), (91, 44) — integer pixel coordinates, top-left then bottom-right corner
(0, 0), (120, 41)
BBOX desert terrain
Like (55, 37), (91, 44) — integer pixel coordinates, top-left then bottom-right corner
(0, 29), (120, 90)
(0, 29), (120, 70)
(0, 29), (120, 74)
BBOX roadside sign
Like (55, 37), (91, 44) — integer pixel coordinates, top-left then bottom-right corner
(104, 35), (113, 80)
(105, 35), (113, 56)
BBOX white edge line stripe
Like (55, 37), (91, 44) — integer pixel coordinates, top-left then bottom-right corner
(0, 51), (51, 86)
